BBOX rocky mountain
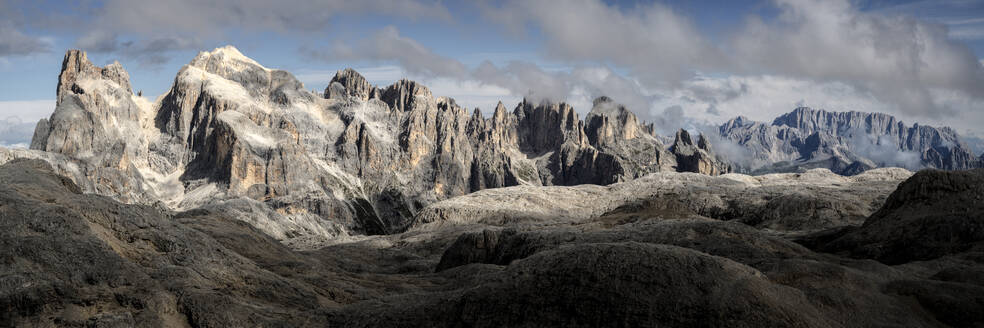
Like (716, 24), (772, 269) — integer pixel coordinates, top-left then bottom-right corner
(5, 47), (730, 248)
(4, 46), (984, 327)
(719, 107), (983, 175)
(4, 156), (983, 327)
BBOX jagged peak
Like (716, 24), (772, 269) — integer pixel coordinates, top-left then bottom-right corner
(333, 68), (366, 80)
(57, 49), (133, 102)
(379, 78), (432, 112)
(384, 78), (431, 96)
(697, 134), (711, 151)
(326, 68), (374, 101)
(727, 116), (752, 126)
(492, 101), (508, 118)
(673, 129), (694, 146)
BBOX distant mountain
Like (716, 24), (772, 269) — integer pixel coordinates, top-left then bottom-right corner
(718, 107), (983, 175)
(4, 47), (729, 247)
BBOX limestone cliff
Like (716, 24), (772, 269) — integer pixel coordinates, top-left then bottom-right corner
(17, 47), (722, 247)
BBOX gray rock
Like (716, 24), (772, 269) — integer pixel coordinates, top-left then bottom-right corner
(670, 129), (730, 175)
(819, 168), (984, 264)
(325, 68), (377, 101)
(18, 47), (739, 246)
(2, 158), (983, 327)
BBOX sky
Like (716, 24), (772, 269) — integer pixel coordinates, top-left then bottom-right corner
(1, 0), (984, 150)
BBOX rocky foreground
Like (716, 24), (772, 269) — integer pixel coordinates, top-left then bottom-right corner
(2, 159), (982, 327)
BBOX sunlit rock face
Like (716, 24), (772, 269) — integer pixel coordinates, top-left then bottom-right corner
(15, 46), (722, 247)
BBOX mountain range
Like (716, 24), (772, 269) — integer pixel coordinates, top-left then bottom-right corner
(1, 46), (981, 247)
(2, 46), (984, 327)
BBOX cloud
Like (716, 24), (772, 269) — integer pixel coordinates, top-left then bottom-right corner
(652, 75), (893, 124)
(295, 64), (519, 113)
(949, 25), (984, 40)
(89, 0), (450, 36)
(306, 19), (984, 138)
(0, 116), (38, 148)
(305, 26), (659, 118)
(304, 26), (468, 78)
(0, 100), (53, 148)
(731, 0), (984, 121)
(845, 131), (922, 170)
(480, 0), (726, 86)
(0, 99), (56, 122)
(295, 66), (405, 87)
(471, 0), (984, 133)
(64, 0), (451, 65)
(0, 22), (50, 57)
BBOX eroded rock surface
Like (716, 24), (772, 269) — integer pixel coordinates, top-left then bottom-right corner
(3, 159), (982, 327)
(818, 168), (984, 264)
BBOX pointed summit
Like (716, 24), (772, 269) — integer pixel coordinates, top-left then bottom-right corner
(326, 68), (375, 101)
(381, 78), (431, 112)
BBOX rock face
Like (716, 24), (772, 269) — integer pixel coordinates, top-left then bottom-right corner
(15, 47), (724, 247)
(819, 168), (984, 264)
(719, 107), (983, 174)
(670, 129), (730, 175)
(325, 68), (377, 101)
(4, 159), (982, 327)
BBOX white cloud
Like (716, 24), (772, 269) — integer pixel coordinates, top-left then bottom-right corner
(305, 27), (658, 117)
(732, 0), (984, 122)
(69, 0), (452, 65)
(0, 99), (56, 122)
(481, 0), (725, 85)
(474, 0), (984, 131)
(0, 116), (40, 149)
(652, 75), (892, 124)
(422, 78), (519, 114)
(305, 26), (468, 79)
(295, 66), (405, 88)
(0, 99), (53, 149)
(949, 25), (984, 40)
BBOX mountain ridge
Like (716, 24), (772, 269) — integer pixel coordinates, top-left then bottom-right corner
(6, 46), (728, 247)
(2, 46), (981, 246)
(718, 106), (982, 174)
